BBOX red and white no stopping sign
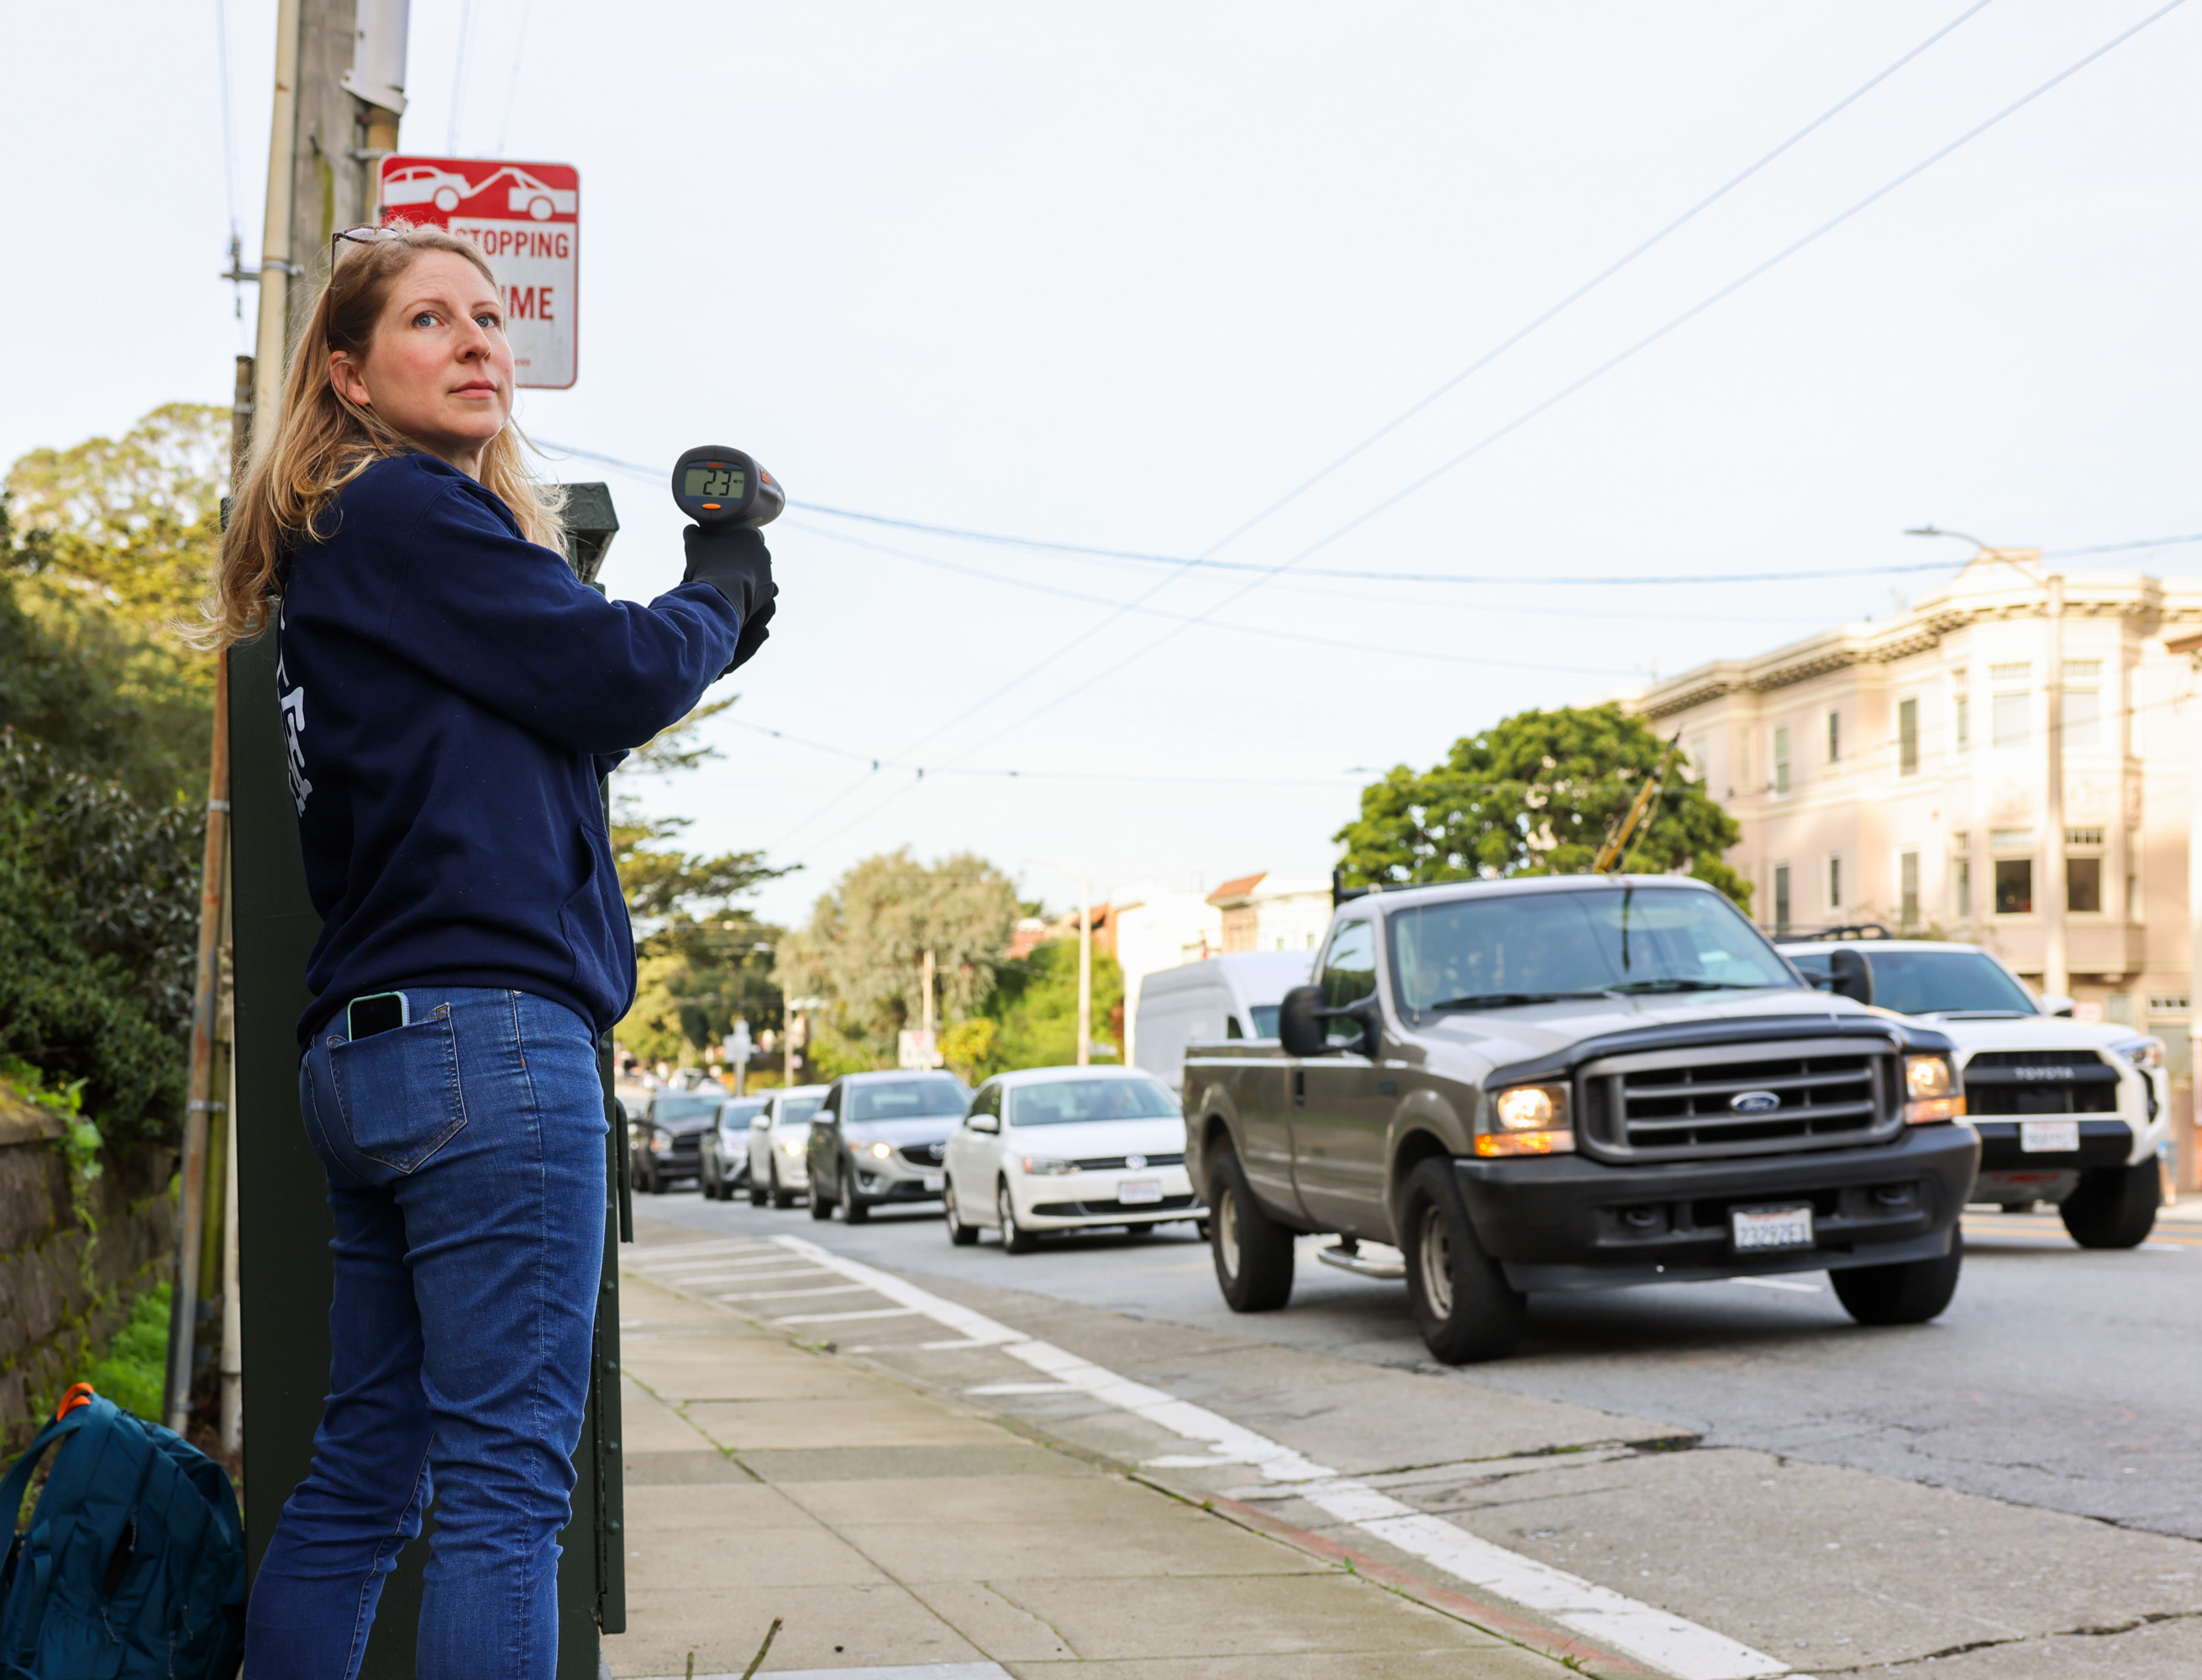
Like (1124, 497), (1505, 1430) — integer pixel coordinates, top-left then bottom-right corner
(377, 155), (580, 389)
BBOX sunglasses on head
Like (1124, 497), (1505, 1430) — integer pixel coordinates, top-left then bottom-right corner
(330, 223), (409, 267)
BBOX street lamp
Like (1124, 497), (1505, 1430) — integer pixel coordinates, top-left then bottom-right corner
(1026, 861), (1096, 1067)
(1905, 525), (2068, 1000)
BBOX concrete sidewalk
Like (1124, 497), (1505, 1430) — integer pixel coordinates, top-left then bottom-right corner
(602, 1269), (1602, 1680)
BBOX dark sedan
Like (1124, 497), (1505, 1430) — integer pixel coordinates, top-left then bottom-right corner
(631, 1091), (723, 1194)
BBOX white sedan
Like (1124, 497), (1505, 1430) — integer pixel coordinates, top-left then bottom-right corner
(943, 1067), (1201, 1252)
(745, 1084), (828, 1208)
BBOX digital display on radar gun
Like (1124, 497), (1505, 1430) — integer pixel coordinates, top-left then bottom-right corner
(670, 445), (784, 530)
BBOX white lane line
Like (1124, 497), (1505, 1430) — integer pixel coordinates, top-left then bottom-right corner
(766, 1235), (1795, 1680)
(1728, 1276), (1824, 1294)
(772, 1306), (923, 1326)
(965, 1382), (1082, 1396)
(715, 1284), (871, 1303)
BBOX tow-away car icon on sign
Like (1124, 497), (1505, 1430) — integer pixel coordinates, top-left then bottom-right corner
(381, 164), (476, 213)
(501, 169), (577, 219)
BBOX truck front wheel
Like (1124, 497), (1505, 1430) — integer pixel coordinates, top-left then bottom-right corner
(1401, 1159), (1525, 1363)
(1209, 1150), (1294, 1311)
(2058, 1161), (2160, 1249)
(1831, 1231), (1963, 1326)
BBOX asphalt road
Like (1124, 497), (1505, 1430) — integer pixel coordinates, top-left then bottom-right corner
(633, 1180), (2202, 1541)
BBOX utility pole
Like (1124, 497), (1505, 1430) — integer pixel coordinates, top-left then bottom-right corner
(2044, 571), (2068, 1000)
(921, 949), (936, 1045)
(1077, 886), (1092, 1068)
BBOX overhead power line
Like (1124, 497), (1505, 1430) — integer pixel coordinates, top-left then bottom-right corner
(769, 0), (2189, 858)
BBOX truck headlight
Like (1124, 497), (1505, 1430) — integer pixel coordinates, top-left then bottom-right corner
(2110, 1037), (2165, 1072)
(1019, 1155), (1078, 1176)
(1903, 1055), (1963, 1124)
(1479, 1084), (1574, 1158)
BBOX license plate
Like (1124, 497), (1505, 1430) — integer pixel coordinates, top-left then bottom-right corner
(1117, 1178), (1163, 1205)
(2020, 1121), (2080, 1153)
(922, 1173), (944, 1192)
(1731, 1204), (1814, 1252)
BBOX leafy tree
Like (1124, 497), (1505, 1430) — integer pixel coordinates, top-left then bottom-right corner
(1334, 703), (1748, 906)
(776, 850), (1020, 1068)
(611, 703), (791, 1069)
(966, 938), (1125, 1078)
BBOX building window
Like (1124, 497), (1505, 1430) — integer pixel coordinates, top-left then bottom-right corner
(1993, 690), (2028, 748)
(2126, 828), (2141, 921)
(1826, 711), (1840, 764)
(1690, 735), (1710, 781)
(2068, 858), (2101, 914)
(1774, 864), (1792, 932)
(1773, 727), (1790, 795)
(1900, 851), (1919, 928)
(1826, 855), (1842, 911)
(1994, 858), (2033, 915)
(1955, 693), (1969, 752)
(1989, 663), (2031, 681)
(1897, 698), (1918, 775)
(2063, 685), (2100, 750)
(1953, 853), (1972, 921)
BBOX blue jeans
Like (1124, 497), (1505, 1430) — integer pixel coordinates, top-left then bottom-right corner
(244, 988), (607, 1680)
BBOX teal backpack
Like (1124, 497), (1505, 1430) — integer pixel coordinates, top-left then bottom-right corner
(0, 1384), (245, 1678)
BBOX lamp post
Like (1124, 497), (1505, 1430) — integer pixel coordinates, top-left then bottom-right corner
(1906, 528), (2065, 997)
(1026, 863), (1096, 1066)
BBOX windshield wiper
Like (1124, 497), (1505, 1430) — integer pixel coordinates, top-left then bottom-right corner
(1427, 990), (1616, 1011)
(1604, 978), (1757, 996)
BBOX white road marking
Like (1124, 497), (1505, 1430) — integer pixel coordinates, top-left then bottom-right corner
(1728, 1276), (1824, 1294)
(715, 1283), (872, 1303)
(757, 1235), (1798, 1680)
(771, 1305), (924, 1326)
(965, 1382), (1082, 1396)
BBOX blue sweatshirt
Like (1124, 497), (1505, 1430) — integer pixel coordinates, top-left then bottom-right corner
(276, 454), (743, 1046)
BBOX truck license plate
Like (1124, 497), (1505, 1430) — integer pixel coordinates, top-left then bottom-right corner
(2020, 1121), (2080, 1152)
(1117, 1178), (1163, 1205)
(922, 1173), (945, 1192)
(1731, 1204), (1814, 1252)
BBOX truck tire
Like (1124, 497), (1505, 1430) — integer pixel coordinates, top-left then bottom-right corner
(2059, 1162), (2159, 1249)
(1831, 1230), (1963, 1326)
(1208, 1149), (1294, 1311)
(1401, 1158), (1525, 1363)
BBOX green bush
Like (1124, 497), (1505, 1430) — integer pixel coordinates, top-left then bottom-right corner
(82, 1281), (171, 1421)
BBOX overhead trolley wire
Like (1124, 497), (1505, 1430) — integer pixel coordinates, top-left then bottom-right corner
(775, 0), (2190, 857)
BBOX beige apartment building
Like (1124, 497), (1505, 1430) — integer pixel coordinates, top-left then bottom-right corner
(1638, 554), (2202, 1179)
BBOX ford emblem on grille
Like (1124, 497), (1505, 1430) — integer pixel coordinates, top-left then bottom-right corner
(1730, 1090), (1783, 1114)
(1126, 1153), (1147, 1170)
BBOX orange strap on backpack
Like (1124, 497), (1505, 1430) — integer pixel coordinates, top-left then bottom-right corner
(54, 1382), (97, 1420)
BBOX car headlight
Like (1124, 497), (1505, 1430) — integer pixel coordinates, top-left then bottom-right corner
(1904, 1054), (1963, 1124)
(781, 1139), (804, 1155)
(1019, 1155), (1079, 1176)
(2110, 1037), (2165, 1072)
(1479, 1084), (1574, 1158)
(649, 1134), (670, 1154)
(865, 1140), (893, 1160)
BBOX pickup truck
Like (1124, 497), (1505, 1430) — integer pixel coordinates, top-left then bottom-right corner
(1181, 874), (1979, 1362)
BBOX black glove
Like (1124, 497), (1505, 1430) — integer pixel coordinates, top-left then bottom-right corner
(682, 525), (777, 674)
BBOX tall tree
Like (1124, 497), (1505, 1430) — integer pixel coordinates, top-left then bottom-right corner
(777, 850), (1020, 1068)
(1334, 703), (1748, 906)
(612, 703), (791, 1070)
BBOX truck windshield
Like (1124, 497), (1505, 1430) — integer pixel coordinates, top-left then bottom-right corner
(1786, 948), (2036, 1016)
(1390, 886), (1795, 1013)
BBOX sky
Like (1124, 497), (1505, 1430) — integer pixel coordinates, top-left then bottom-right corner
(7, 1), (2199, 931)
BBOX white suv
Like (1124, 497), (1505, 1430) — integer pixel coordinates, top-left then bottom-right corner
(1779, 937), (2168, 1248)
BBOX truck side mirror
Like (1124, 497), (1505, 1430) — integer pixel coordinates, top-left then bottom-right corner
(1279, 986), (1331, 1057)
(1828, 948), (1874, 1006)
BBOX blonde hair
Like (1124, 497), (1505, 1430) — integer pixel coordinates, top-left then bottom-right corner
(202, 222), (566, 647)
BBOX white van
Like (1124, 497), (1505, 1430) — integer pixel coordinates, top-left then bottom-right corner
(1133, 952), (1313, 1089)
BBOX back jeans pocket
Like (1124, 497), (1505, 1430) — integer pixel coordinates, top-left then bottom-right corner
(326, 1005), (468, 1173)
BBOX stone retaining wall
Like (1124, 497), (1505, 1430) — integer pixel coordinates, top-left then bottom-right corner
(0, 1084), (177, 1452)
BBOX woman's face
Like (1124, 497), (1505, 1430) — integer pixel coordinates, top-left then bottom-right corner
(329, 249), (515, 477)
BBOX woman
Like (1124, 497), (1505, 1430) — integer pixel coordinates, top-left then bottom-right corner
(206, 223), (775, 1679)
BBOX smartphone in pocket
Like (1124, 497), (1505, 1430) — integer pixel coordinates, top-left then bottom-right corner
(346, 992), (409, 1040)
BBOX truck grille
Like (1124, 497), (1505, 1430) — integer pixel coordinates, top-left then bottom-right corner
(1577, 1036), (1901, 1163)
(1963, 1050), (2118, 1116)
